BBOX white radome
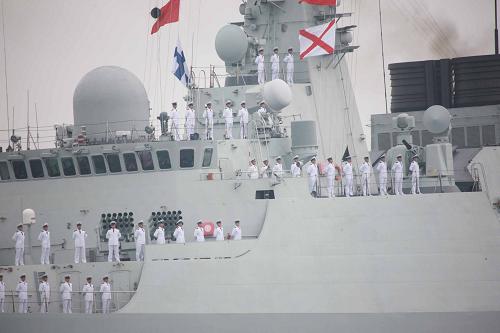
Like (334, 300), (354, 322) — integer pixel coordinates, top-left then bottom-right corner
(262, 79), (292, 111)
(215, 25), (248, 63)
(423, 105), (451, 134)
(22, 209), (36, 225)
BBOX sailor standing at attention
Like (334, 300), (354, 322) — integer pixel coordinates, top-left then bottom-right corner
(290, 155), (301, 177)
(82, 276), (94, 314)
(173, 220), (185, 244)
(106, 221), (121, 262)
(230, 220), (242, 240)
(72, 222), (87, 264)
(359, 156), (372, 196)
(343, 156), (354, 197)
(169, 102), (181, 141)
(255, 47), (265, 84)
(194, 221), (205, 242)
(376, 155), (388, 195)
(38, 223), (51, 264)
(100, 276), (111, 314)
(214, 221), (224, 241)
(60, 275), (72, 314)
(0, 274), (5, 313)
(39, 274), (50, 313)
(185, 102), (196, 140)
(409, 155), (421, 194)
(260, 159), (270, 178)
(248, 158), (259, 179)
(203, 102), (214, 140)
(237, 101), (249, 139)
(154, 222), (166, 245)
(392, 154), (404, 195)
(283, 47), (294, 85)
(134, 221), (146, 262)
(306, 157), (319, 197)
(223, 101), (234, 139)
(325, 157), (336, 198)
(16, 274), (28, 313)
(12, 223), (25, 266)
(271, 47), (280, 80)
(272, 156), (284, 183)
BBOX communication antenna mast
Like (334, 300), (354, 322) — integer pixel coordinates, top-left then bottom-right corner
(1, 0), (11, 144)
(495, 0), (499, 54)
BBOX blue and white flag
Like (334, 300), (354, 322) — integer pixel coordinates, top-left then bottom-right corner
(171, 39), (191, 87)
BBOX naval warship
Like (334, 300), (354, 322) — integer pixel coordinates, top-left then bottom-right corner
(1, 1), (500, 332)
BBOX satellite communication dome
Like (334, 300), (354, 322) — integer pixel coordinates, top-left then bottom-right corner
(73, 66), (150, 142)
(423, 105), (451, 134)
(215, 25), (248, 63)
(262, 79), (292, 111)
(396, 113), (410, 129)
(22, 208), (36, 225)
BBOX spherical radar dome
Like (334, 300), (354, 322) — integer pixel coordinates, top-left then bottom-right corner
(262, 79), (292, 111)
(423, 105), (451, 134)
(215, 25), (248, 63)
(73, 66), (150, 141)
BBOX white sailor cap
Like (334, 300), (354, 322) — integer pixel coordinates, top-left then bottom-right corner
(380, 154), (386, 158)
(76, 221), (82, 226)
(259, 100), (265, 105)
(240, 101), (246, 105)
(197, 220), (203, 224)
(250, 157), (256, 162)
(176, 220), (184, 225)
(64, 274), (71, 279)
(273, 46), (278, 51)
(110, 221), (116, 225)
(327, 156), (333, 160)
(20, 274), (26, 278)
(288, 46), (293, 51)
(396, 154), (402, 158)
(216, 220), (222, 224)
(86, 276), (92, 280)
(138, 220), (144, 224)
(293, 155), (299, 159)
(206, 101), (212, 105)
(17, 223), (23, 227)
(171, 101), (177, 104)
(102, 275), (109, 279)
(310, 156), (317, 161)
(188, 101), (194, 106)
(346, 155), (352, 159)
(42, 223), (48, 227)
(258, 47), (264, 51)
(412, 154), (419, 159)
(275, 156), (282, 161)
(364, 156), (369, 159)
(41, 273), (48, 278)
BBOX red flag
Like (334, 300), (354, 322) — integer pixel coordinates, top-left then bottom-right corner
(299, 0), (337, 5)
(151, 0), (180, 35)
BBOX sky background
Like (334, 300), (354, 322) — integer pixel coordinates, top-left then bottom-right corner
(0, 0), (495, 148)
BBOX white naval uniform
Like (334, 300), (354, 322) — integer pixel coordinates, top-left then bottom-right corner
(72, 229), (87, 263)
(82, 283), (94, 314)
(154, 227), (166, 244)
(272, 163), (283, 183)
(223, 107), (234, 139)
(16, 281), (28, 313)
(392, 161), (404, 195)
(306, 163), (319, 195)
(38, 230), (51, 264)
(359, 161), (372, 196)
(257, 107), (273, 127)
(169, 108), (181, 141)
(173, 226), (185, 244)
(0, 281), (5, 313)
(343, 162), (354, 197)
(185, 107), (196, 140)
(260, 164), (270, 178)
(271, 53), (280, 80)
(106, 228), (121, 262)
(290, 162), (301, 177)
(409, 160), (421, 194)
(255, 54), (265, 84)
(134, 227), (146, 261)
(231, 226), (242, 240)
(39, 281), (50, 313)
(376, 160), (388, 195)
(237, 107), (249, 139)
(194, 227), (205, 242)
(283, 53), (294, 84)
(100, 282), (111, 314)
(214, 226), (224, 241)
(325, 162), (336, 198)
(60, 282), (72, 313)
(203, 108), (214, 140)
(248, 164), (259, 179)
(12, 230), (25, 266)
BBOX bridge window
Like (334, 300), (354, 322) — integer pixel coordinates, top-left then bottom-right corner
(137, 151), (154, 171)
(180, 149), (194, 168)
(0, 161), (10, 180)
(123, 153), (138, 172)
(12, 160), (27, 179)
(44, 157), (61, 177)
(61, 157), (76, 176)
(76, 156), (91, 175)
(467, 126), (480, 147)
(482, 125), (496, 146)
(105, 154), (122, 173)
(156, 150), (171, 169)
(202, 148), (213, 167)
(91, 155), (107, 174)
(29, 159), (44, 178)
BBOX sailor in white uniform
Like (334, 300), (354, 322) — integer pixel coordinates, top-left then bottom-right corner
(409, 155), (421, 194)
(230, 220), (242, 240)
(391, 154), (404, 195)
(16, 274), (28, 313)
(100, 276), (111, 314)
(72, 222), (87, 264)
(169, 102), (181, 141)
(203, 102), (214, 140)
(214, 221), (224, 241)
(237, 101), (249, 139)
(248, 158), (259, 179)
(12, 223), (25, 266)
(343, 156), (354, 197)
(194, 221), (205, 242)
(38, 223), (51, 264)
(375, 155), (388, 195)
(255, 47), (265, 84)
(134, 221), (146, 261)
(283, 47), (294, 85)
(185, 102), (196, 140)
(173, 220), (185, 244)
(39, 274), (50, 313)
(306, 156), (319, 196)
(359, 156), (372, 196)
(82, 276), (94, 314)
(223, 100), (234, 139)
(272, 156), (284, 183)
(0, 274), (5, 313)
(290, 155), (301, 177)
(60, 275), (72, 314)
(154, 222), (166, 245)
(270, 47), (280, 80)
(105, 221), (121, 262)
(257, 101), (273, 127)
(260, 159), (270, 178)
(325, 157), (336, 198)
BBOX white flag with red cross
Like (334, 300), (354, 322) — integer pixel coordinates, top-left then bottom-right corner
(299, 19), (337, 59)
